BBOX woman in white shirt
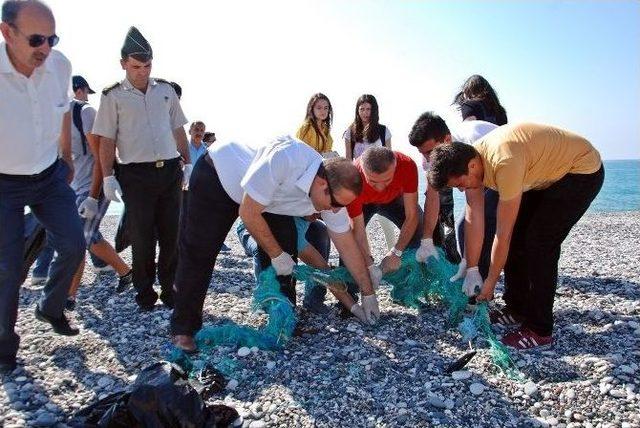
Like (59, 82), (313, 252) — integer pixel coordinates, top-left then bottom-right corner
(343, 94), (395, 250)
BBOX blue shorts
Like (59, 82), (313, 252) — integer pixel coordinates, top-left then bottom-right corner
(75, 191), (109, 246)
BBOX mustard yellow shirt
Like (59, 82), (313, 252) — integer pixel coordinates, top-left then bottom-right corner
(474, 123), (602, 201)
(295, 121), (333, 153)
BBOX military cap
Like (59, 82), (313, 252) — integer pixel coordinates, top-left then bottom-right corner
(121, 26), (152, 61)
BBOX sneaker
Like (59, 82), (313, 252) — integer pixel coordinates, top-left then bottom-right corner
(94, 265), (115, 274)
(34, 306), (79, 336)
(116, 270), (133, 293)
(65, 298), (76, 311)
(303, 300), (330, 315)
(171, 335), (197, 353)
(30, 276), (48, 287)
(489, 307), (524, 326)
(501, 327), (553, 350)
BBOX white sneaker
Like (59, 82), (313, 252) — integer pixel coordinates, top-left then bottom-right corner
(94, 265), (115, 274)
(30, 276), (48, 287)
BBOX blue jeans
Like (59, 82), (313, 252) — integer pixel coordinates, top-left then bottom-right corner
(0, 160), (85, 362)
(456, 188), (499, 280)
(236, 218), (331, 307)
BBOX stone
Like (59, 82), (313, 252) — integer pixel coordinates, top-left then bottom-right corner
(97, 376), (113, 388)
(469, 383), (485, 395)
(451, 370), (472, 381)
(609, 389), (627, 398)
(227, 379), (239, 390)
(565, 389), (575, 400)
(619, 365), (635, 375)
(428, 395), (447, 409)
(248, 422), (265, 428)
(524, 381), (539, 396)
(32, 412), (56, 427)
(266, 361), (276, 370)
(237, 347), (251, 357)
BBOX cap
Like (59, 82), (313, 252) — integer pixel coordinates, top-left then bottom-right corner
(72, 75), (95, 94)
(121, 26), (152, 61)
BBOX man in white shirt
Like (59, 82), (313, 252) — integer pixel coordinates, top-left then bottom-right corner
(408, 112), (498, 295)
(0, 0), (85, 374)
(171, 136), (380, 352)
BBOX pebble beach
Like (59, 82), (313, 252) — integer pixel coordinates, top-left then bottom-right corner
(1, 211), (639, 428)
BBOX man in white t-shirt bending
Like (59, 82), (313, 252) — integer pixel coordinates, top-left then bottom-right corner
(408, 112), (498, 294)
(171, 135), (380, 352)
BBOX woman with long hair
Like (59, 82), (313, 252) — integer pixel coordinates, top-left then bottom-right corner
(453, 74), (508, 125)
(343, 94), (395, 251)
(296, 93), (334, 154)
(344, 94), (391, 160)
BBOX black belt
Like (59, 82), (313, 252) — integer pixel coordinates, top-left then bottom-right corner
(0, 159), (58, 181)
(120, 157), (180, 169)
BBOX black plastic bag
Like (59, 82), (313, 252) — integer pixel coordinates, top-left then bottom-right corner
(114, 209), (130, 253)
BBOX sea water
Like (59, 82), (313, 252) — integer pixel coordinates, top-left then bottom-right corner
(106, 159), (639, 217)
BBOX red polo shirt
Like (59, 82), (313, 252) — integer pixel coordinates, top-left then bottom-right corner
(347, 151), (418, 218)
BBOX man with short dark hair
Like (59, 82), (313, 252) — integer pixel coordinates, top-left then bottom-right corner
(408, 111), (497, 288)
(0, 0), (85, 373)
(171, 136), (379, 352)
(93, 26), (191, 311)
(428, 123), (603, 349)
(344, 146), (422, 297)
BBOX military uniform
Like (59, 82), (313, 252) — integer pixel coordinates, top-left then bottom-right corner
(92, 27), (188, 309)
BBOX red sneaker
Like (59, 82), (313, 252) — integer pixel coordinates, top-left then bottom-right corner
(501, 327), (553, 350)
(489, 307), (524, 326)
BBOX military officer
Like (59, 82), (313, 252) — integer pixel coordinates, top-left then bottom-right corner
(93, 26), (191, 311)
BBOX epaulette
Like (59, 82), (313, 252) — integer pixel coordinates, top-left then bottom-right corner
(153, 78), (171, 85)
(102, 82), (121, 96)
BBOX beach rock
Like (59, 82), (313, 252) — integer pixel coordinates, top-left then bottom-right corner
(469, 383), (485, 396)
(32, 412), (56, 427)
(428, 395), (447, 409)
(524, 381), (539, 397)
(227, 379), (239, 390)
(451, 370), (472, 381)
(237, 347), (251, 357)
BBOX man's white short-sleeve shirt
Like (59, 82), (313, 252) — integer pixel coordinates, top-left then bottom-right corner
(209, 135), (350, 233)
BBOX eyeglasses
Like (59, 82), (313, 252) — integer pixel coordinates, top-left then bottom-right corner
(317, 165), (345, 208)
(10, 24), (59, 48)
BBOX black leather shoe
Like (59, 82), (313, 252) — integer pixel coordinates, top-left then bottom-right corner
(35, 306), (79, 336)
(0, 360), (17, 375)
(160, 291), (174, 309)
(116, 270), (133, 293)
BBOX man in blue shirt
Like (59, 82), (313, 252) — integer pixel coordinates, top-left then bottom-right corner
(187, 121), (207, 163)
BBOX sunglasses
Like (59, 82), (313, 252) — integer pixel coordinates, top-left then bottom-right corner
(317, 164), (345, 208)
(10, 24), (59, 48)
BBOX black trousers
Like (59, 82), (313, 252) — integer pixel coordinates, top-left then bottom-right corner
(503, 166), (604, 336)
(435, 188), (461, 264)
(170, 156), (298, 336)
(117, 158), (182, 306)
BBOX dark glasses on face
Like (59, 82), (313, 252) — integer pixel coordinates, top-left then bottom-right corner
(317, 164), (345, 208)
(10, 24), (59, 48)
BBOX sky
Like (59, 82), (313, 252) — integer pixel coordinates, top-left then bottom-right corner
(49, 0), (640, 160)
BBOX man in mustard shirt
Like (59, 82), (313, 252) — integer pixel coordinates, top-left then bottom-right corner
(427, 123), (604, 350)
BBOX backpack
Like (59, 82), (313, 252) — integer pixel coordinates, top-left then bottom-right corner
(350, 124), (386, 159)
(72, 100), (88, 155)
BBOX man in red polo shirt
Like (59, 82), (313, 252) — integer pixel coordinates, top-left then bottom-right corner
(346, 147), (423, 290)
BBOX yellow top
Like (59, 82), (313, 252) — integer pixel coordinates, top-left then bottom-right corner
(474, 123), (602, 201)
(295, 121), (333, 153)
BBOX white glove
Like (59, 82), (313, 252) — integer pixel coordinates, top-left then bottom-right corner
(271, 252), (295, 276)
(103, 175), (122, 202)
(361, 294), (380, 325)
(450, 258), (467, 282)
(461, 266), (483, 297)
(367, 264), (382, 291)
(182, 163), (193, 189)
(415, 238), (440, 263)
(349, 303), (368, 324)
(78, 197), (99, 219)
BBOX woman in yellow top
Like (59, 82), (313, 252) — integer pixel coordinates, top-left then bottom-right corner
(295, 93), (334, 154)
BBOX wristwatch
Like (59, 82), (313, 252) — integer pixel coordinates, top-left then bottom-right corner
(390, 247), (403, 258)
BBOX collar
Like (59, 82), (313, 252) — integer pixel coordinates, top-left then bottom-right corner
(296, 156), (323, 195)
(121, 77), (151, 93)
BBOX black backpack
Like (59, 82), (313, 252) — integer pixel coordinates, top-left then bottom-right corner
(350, 124), (386, 159)
(72, 100), (88, 155)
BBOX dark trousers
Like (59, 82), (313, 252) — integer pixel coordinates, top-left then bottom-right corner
(236, 218), (329, 307)
(0, 161), (85, 362)
(171, 156), (298, 336)
(435, 188), (461, 263)
(503, 167), (604, 336)
(342, 196), (424, 300)
(117, 159), (182, 306)
(456, 188), (499, 279)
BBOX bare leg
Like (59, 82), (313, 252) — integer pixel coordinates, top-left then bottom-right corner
(89, 239), (130, 276)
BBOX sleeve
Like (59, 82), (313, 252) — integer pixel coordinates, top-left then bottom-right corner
(385, 126), (392, 141)
(57, 53), (73, 104)
(241, 149), (291, 207)
(81, 106), (97, 135)
(494, 158), (525, 201)
(295, 123), (307, 141)
(169, 89), (188, 130)
(320, 208), (351, 233)
(343, 127), (351, 142)
(402, 158), (419, 193)
(92, 93), (118, 139)
(346, 195), (364, 218)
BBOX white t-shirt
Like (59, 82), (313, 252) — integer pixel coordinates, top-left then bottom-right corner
(422, 120), (499, 172)
(208, 135), (351, 233)
(70, 101), (97, 194)
(343, 126), (392, 159)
